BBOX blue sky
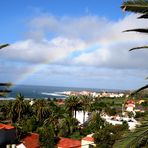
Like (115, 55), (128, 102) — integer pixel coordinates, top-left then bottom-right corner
(1, 0), (148, 89)
(0, 0), (122, 42)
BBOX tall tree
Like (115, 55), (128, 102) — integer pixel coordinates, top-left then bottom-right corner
(80, 95), (92, 123)
(10, 93), (28, 122)
(33, 99), (50, 122)
(65, 95), (80, 118)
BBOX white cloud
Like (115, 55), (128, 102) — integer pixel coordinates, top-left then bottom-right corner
(1, 13), (148, 88)
(0, 37), (86, 64)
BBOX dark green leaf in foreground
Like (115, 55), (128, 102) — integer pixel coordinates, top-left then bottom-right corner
(0, 44), (9, 49)
(121, 0), (148, 14)
(129, 46), (148, 51)
(131, 85), (148, 96)
(124, 28), (148, 33)
(138, 13), (148, 18)
(114, 118), (148, 148)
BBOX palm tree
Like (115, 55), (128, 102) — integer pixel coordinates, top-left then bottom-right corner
(89, 112), (104, 132)
(80, 95), (92, 123)
(65, 95), (80, 118)
(10, 93), (28, 122)
(58, 114), (79, 137)
(32, 99), (50, 122)
(114, 1), (148, 147)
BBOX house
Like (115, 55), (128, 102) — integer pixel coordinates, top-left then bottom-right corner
(57, 137), (81, 148)
(0, 124), (16, 147)
(81, 134), (95, 148)
(102, 114), (140, 130)
(17, 133), (40, 148)
(125, 100), (135, 112)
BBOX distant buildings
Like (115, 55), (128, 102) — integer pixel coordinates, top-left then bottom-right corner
(101, 114), (140, 130)
(63, 91), (126, 98)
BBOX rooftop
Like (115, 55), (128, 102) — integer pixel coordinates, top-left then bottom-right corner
(20, 133), (40, 148)
(58, 137), (81, 148)
(82, 134), (94, 142)
(0, 123), (15, 130)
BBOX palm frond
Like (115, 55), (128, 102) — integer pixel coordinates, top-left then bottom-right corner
(0, 82), (12, 86)
(124, 28), (148, 33)
(131, 84), (148, 95)
(129, 46), (148, 51)
(0, 44), (9, 49)
(114, 122), (148, 148)
(121, 0), (148, 13)
(138, 13), (148, 18)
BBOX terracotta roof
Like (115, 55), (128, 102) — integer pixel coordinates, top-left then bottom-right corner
(58, 137), (81, 148)
(21, 133), (40, 148)
(126, 100), (135, 104)
(82, 136), (94, 142)
(56, 102), (65, 105)
(0, 123), (15, 130)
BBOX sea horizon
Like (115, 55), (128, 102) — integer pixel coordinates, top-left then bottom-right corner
(1, 84), (129, 100)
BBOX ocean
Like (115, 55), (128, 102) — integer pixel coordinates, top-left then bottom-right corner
(3, 85), (124, 100)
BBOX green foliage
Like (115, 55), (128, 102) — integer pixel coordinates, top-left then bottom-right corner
(10, 93), (29, 123)
(69, 131), (83, 140)
(104, 107), (117, 116)
(18, 116), (39, 133)
(93, 124), (128, 148)
(37, 125), (56, 148)
(121, 0), (148, 14)
(87, 112), (104, 132)
(58, 115), (79, 137)
(65, 95), (80, 118)
(32, 99), (50, 122)
(114, 123), (148, 148)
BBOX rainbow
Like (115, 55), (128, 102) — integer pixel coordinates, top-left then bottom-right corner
(12, 43), (100, 86)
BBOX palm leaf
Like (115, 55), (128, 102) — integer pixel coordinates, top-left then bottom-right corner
(129, 46), (148, 51)
(131, 84), (148, 95)
(121, 0), (148, 13)
(124, 28), (148, 33)
(138, 13), (148, 18)
(0, 44), (9, 49)
(0, 82), (12, 87)
(114, 122), (148, 148)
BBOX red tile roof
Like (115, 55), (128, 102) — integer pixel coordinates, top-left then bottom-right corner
(21, 133), (40, 148)
(0, 123), (15, 130)
(126, 100), (135, 104)
(58, 137), (81, 148)
(82, 136), (94, 142)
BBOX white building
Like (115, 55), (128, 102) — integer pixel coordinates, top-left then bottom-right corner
(75, 111), (89, 124)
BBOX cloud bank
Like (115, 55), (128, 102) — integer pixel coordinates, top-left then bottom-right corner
(1, 14), (148, 89)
